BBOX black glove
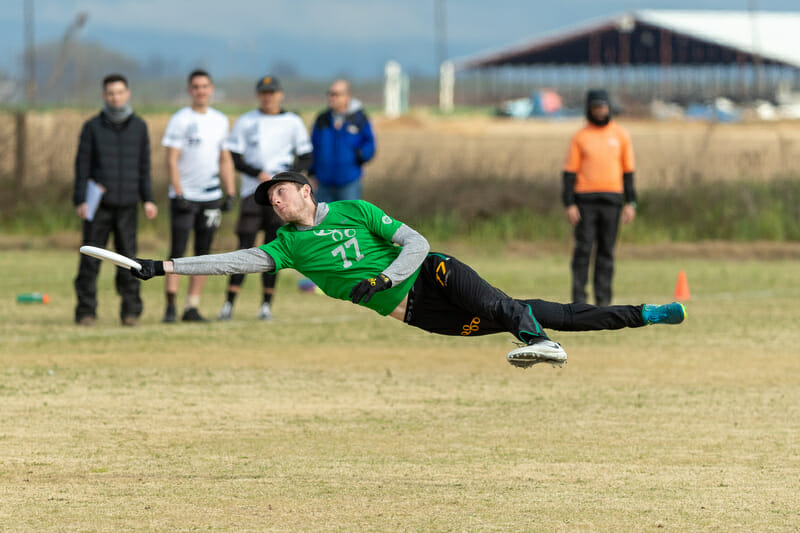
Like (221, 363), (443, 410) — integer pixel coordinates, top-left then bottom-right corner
(131, 259), (165, 280)
(349, 273), (392, 304)
(174, 195), (193, 213)
(222, 194), (236, 212)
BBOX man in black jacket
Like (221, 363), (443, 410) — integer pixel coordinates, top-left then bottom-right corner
(73, 73), (158, 326)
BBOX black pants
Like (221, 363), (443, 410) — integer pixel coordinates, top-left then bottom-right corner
(228, 195), (283, 290)
(405, 253), (644, 342)
(571, 202), (622, 306)
(74, 204), (142, 321)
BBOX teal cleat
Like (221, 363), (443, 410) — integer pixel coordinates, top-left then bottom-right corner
(642, 302), (686, 325)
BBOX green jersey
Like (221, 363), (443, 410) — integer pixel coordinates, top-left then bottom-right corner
(260, 200), (422, 315)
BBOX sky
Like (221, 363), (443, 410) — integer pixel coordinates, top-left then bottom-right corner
(1, 0), (799, 79)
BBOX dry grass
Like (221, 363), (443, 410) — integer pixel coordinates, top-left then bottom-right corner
(3, 109), (800, 194)
(1, 248), (800, 531)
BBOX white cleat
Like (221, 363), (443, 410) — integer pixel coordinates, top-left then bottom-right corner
(217, 301), (233, 321)
(257, 302), (273, 321)
(506, 338), (567, 369)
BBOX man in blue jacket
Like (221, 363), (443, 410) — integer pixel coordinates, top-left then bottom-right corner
(309, 80), (376, 202)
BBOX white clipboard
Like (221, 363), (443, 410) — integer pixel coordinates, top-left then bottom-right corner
(85, 179), (105, 222)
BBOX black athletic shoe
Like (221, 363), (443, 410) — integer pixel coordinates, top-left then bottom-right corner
(182, 307), (208, 322)
(162, 306), (177, 323)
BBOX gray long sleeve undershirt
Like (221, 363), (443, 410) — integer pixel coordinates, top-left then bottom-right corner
(172, 202), (430, 285)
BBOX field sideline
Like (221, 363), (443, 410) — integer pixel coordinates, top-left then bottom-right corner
(1, 248), (799, 531)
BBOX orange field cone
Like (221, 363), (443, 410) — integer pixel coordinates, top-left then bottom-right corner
(673, 270), (691, 301)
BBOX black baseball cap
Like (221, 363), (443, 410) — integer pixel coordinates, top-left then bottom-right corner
(256, 75), (282, 92)
(254, 171), (311, 206)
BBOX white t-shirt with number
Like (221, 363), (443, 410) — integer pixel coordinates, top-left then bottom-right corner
(223, 110), (312, 199)
(162, 107), (230, 202)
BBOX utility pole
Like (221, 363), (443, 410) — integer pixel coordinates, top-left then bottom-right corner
(435, 0), (451, 111)
(17, 0), (36, 195)
(24, 0), (36, 105)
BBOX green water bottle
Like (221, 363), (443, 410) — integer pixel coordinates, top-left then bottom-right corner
(16, 292), (50, 304)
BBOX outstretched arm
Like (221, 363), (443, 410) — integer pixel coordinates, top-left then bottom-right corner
(132, 248), (276, 279)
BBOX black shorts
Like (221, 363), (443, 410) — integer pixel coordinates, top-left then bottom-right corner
(169, 198), (223, 258)
(235, 194), (284, 239)
(405, 253), (644, 339)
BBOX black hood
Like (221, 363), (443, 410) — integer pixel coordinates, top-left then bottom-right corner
(585, 88), (611, 126)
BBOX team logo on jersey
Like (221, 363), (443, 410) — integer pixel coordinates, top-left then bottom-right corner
(460, 317), (480, 336)
(382, 215), (392, 224)
(347, 124), (359, 134)
(314, 228), (356, 241)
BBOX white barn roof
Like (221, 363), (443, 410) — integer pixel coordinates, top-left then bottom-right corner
(636, 10), (800, 68)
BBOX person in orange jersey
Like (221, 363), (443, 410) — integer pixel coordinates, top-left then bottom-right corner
(562, 89), (636, 307)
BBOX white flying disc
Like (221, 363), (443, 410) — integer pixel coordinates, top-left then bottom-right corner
(80, 246), (142, 271)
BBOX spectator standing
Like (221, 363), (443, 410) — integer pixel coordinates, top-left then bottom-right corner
(562, 89), (637, 307)
(161, 69), (235, 323)
(309, 79), (375, 202)
(73, 73), (158, 326)
(217, 75), (313, 321)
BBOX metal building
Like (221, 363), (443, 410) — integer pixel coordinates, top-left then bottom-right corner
(449, 10), (800, 108)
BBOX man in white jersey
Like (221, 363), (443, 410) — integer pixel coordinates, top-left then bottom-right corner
(132, 171), (686, 370)
(161, 69), (235, 323)
(218, 75), (313, 321)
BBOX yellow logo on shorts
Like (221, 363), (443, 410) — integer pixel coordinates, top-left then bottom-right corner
(435, 261), (447, 287)
(460, 317), (480, 336)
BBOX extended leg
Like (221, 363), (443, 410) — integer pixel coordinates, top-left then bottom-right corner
(526, 299), (645, 331)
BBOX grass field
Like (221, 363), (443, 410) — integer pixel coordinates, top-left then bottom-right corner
(2, 248), (800, 531)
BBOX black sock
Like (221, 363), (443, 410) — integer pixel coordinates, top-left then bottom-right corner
(166, 292), (176, 308)
(263, 292), (273, 304)
(226, 290), (238, 304)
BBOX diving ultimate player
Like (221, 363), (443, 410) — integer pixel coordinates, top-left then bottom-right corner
(131, 171), (686, 369)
